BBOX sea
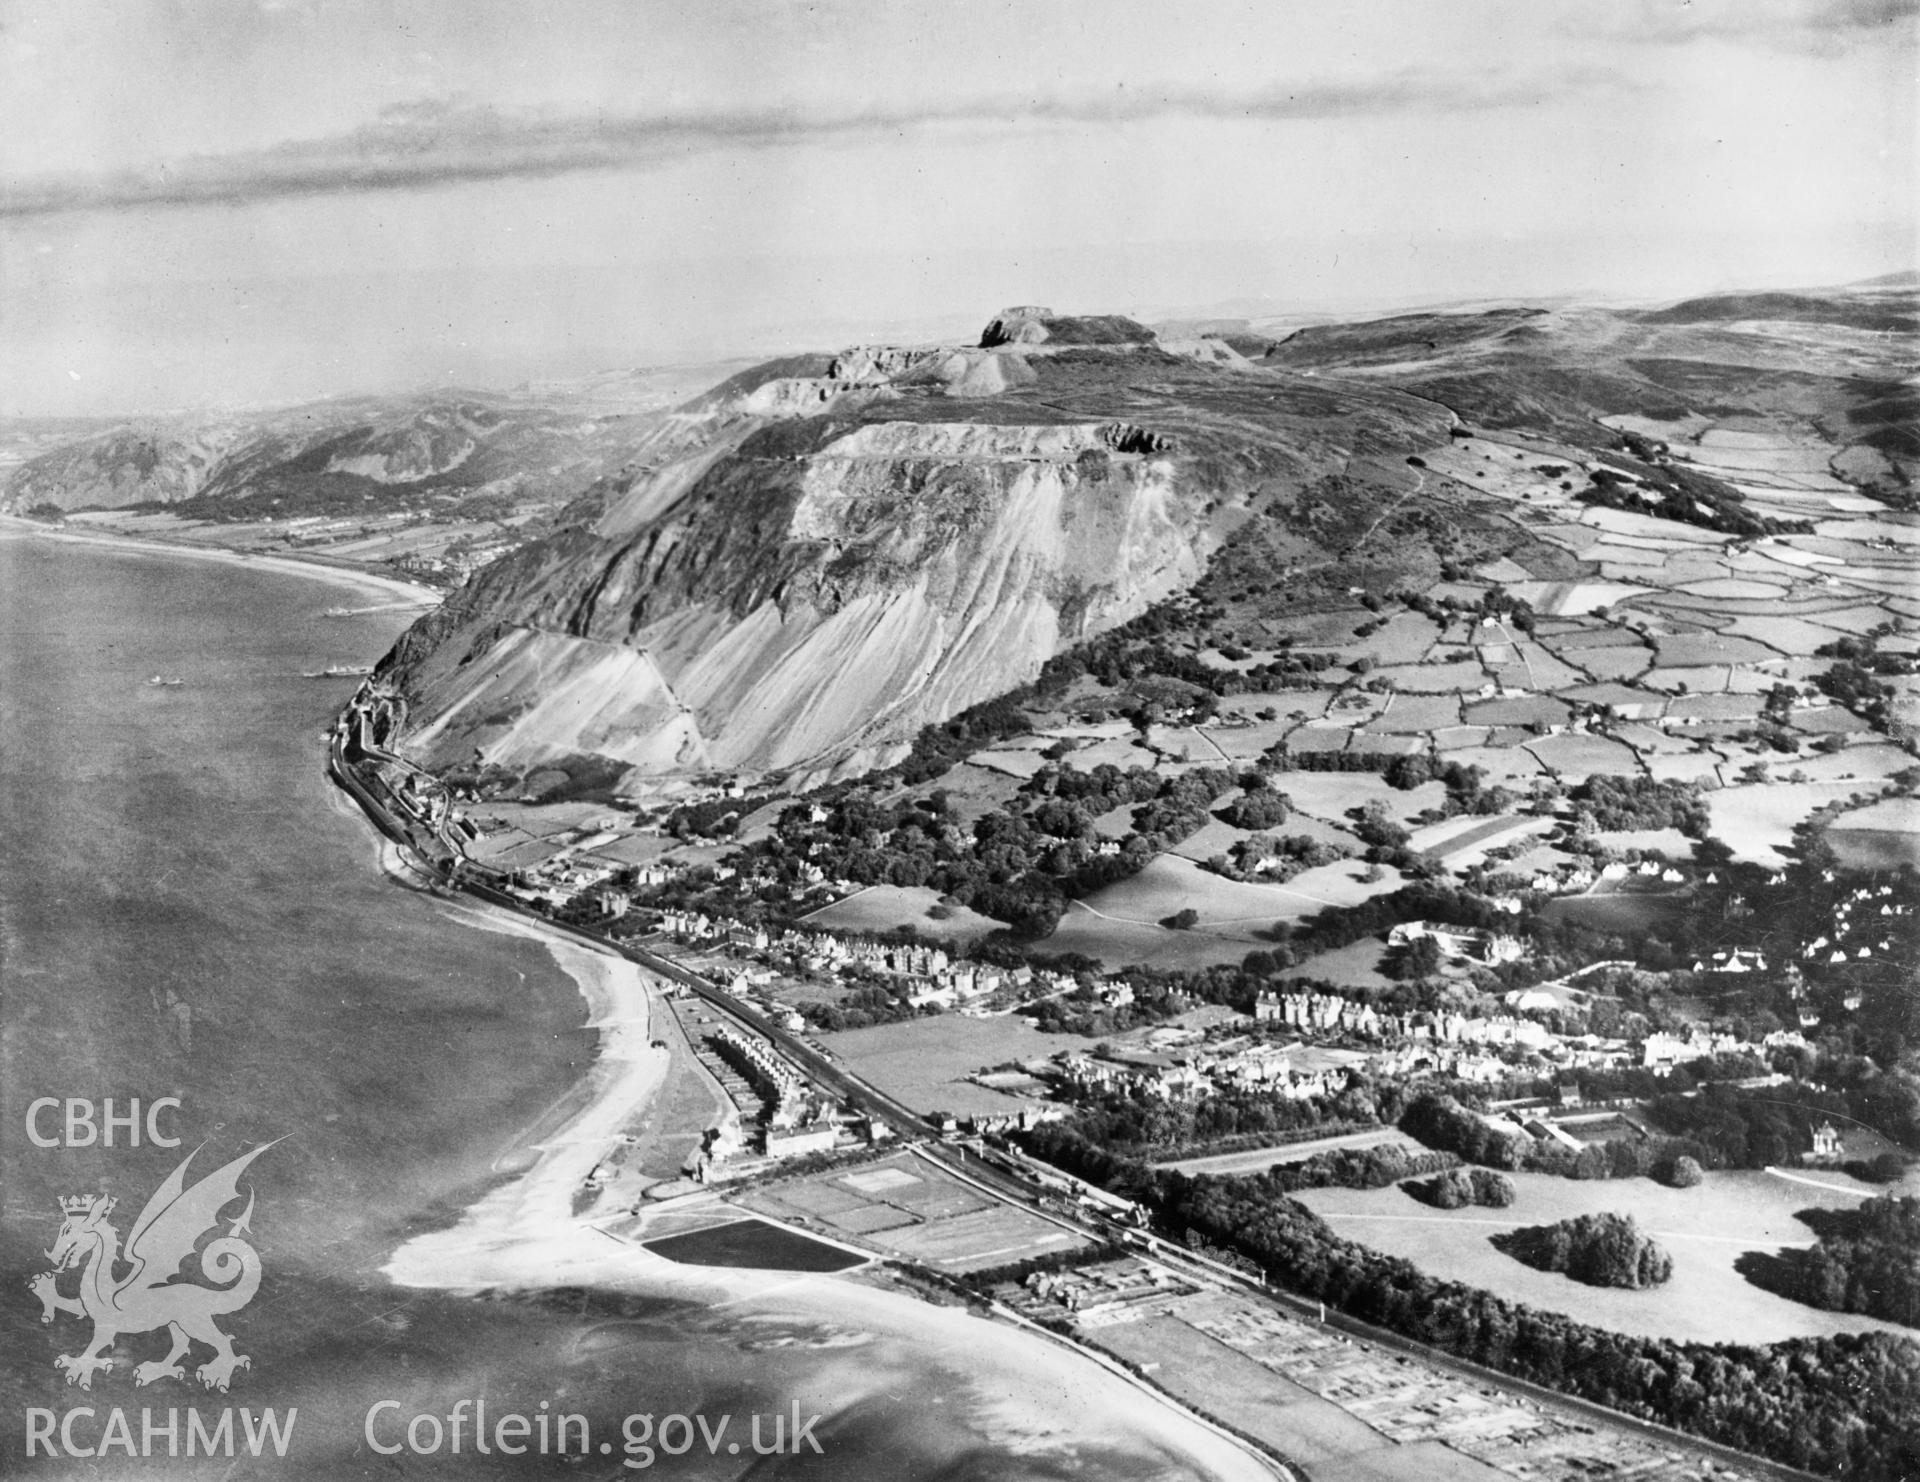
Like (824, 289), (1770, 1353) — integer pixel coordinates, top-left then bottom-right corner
(0, 533), (1264, 1480)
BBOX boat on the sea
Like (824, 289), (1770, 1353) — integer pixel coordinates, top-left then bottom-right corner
(306, 663), (374, 679)
(146, 674), (184, 687)
(322, 606), (362, 618)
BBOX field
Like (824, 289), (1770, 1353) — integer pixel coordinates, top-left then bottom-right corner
(819, 1014), (1092, 1116)
(1278, 940), (1394, 990)
(1294, 1166), (1920, 1346)
(1827, 795), (1920, 868)
(1042, 908), (1271, 971)
(1088, 1313), (1460, 1480)
(736, 1151), (1087, 1273)
(800, 883), (1005, 943)
(1703, 781), (1878, 866)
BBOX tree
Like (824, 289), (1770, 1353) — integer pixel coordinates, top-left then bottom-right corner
(1386, 933), (1445, 981)
(1664, 1155), (1704, 1188)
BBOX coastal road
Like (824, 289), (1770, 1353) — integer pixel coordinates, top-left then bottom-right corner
(328, 725), (1820, 1482)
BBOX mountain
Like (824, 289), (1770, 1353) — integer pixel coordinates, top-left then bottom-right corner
(377, 307), (1457, 786)
(0, 366), (736, 519)
(374, 287), (1916, 795)
(2, 421), (243, 512)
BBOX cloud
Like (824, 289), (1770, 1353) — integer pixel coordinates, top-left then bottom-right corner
(1, 68), (1602, 219)
(1567, 0), (1918, 53)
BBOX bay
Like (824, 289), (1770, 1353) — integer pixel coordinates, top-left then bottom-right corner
(0, 531), (1271, 1480)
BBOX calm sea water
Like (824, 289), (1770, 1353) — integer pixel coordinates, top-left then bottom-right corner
(0, 536), (1258, 1480)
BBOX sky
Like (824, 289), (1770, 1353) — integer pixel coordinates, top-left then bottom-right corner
(0, 0), (1913, 416)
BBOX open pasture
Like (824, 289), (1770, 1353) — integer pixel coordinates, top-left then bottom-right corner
(1704, 780), (1875, 865)
(1725, 613), (1858, 654)
(1505, 580), (1652, 616)
(1525, 732), (1643, 779)
(820, 1016), (1090, 1116)
(1294, 1167), (1912, 1347)
(1202, 716), (1298, 760)
(1563, 646), (1653, 681)
(968, 747), (1051, 778)
(1827, 795), (1920, 868)
(1644, 751), (1727, 785)
(1278, 773), (1447, 824)
(1363, 693), (1461, 733)
(1278, 939), (1394, 990)
(1462, 695), (1567, 728)
(1785, 743), (1915, 784)
(1653, 633), (1778, 668)
(1444, 746), (1546, 782)
(801, 884), (1006, 943)
(1042, 908), (1262, 970)
(1541, 890), (1688, 935)
(1375, 659), (1486, 692)
(1284, 724), (1357, 755)
(1410, 814), (1554, 867)
(1578, 506), (1732, 544)
(1079, 851), (1404, 928)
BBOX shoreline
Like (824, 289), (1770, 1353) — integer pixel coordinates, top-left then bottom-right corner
(337, 778), (1286, 1480)
(380, 889), (673, 1288)
(0, 512), (443, 607)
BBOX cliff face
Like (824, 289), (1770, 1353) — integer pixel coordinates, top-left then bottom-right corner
(381, 308), (1454, 786)
(386, 413), (1214, 779)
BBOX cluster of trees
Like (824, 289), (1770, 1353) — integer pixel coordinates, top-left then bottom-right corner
(1217, 776), (1292, 829)
(1420, 1165), (1516, 1208)
(1786, 1196), (1920, 1327)
(1814, 635), (1911, 726)
(665, 791), (778, 840)
(792, 984), (926, 1032)
(1493, 1212), (1674, 1289)
(1018, 1123), (1920, 1480)
(1643, 1078), (1907, 1169)
(1578, 459), (1774, 538)
(1395, 581), (1537, 637)
(1287, 883), (1520, 960)
(1567, 774), (1710, 836)
(1266, 1143), (1461, 1193)
(1203, 830), (1353, 884)
(1383, 756), (1517, 819)
(1400, 1092), (1717, 1183)
(742, 761), (1238, 938)
(954, 1240), (1127, 1293)
(1274, 745), (1443, 775)
(1049, 1079), (1396, 1157)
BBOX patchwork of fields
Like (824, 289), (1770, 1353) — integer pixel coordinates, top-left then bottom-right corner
(942, 419), (1918, 972)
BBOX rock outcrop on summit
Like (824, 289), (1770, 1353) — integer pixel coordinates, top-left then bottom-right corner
(377, 308), (1452, 786)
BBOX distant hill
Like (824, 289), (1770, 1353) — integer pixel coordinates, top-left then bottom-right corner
(1637, 291), (1917, 334)
(0, 364), (734, 518)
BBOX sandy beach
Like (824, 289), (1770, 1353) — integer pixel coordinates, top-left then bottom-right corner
(0, 513), (442, 607)
(382, 893), (673, 1289)
(370, 895), (1282, 1480)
